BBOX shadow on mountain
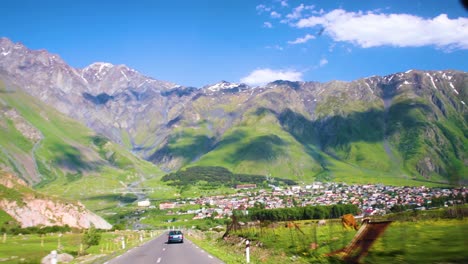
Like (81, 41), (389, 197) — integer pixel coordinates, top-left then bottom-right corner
(0, 88), (15, 94)
(161, 86), (197, 97)
(148, 132), (214, 164)
(270, 80), (302, 90)
(262, 101), (437, 169)
(213, 130), (248, 149)
(166, 115), (182, 128)
(385, 100), (433, 137)
(254, 107), (276, 116)
(277, 101), (433, 148)
(225, 134), (287, 164)
(83, 194), (138, 203)
(83, 92), (114, 105)
(49, 143), (103, 172)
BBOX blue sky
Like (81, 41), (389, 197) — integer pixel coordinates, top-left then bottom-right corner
(2, 0), (468, 87)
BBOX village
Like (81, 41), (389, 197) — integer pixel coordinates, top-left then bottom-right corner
(152, 182), (467, 220)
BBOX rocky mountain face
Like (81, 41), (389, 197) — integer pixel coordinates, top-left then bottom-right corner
(0, 37), (176, 146)
(0, 173), (112, 229)
(0, 37), (466, 184)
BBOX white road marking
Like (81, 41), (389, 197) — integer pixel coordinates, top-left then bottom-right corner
(209, 255), (214, 259)
(157, 257), (161, 263)
(163, 248), (166, 251)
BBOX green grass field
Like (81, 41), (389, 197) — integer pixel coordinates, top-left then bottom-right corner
(190, 218), (468, 264)
(0, 230), (162, 264)
(1, 215), (466, 264)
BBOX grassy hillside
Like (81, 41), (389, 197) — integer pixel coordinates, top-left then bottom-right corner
(192, 109), (321, 182)
(159, 73), (466, 187)
(2, 69), (466, 197)
(0, 82), (167, 212)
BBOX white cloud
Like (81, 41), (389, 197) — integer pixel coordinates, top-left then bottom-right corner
(295, 9), (468, 49)
(319, 58), (328, 66)
(286, 4), (314, 21)
(256, 4), (271, 14)
(271, 11), (281, 18)
(288, 34), (315, 44)
(263, 22), (273, 28)
(266, 45), (284, 51)
(240, 68), (303, 86)
(280, 0), (288, 7)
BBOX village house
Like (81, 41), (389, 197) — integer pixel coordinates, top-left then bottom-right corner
(159, 202), (177, 210)
(236, 184), (257, 189)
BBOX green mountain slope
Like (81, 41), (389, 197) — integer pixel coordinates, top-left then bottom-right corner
(150, 72), (467, 186)
(0, 81), (166, 211)
(0, 38), (466, 187)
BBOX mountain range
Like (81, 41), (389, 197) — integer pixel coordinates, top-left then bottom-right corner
(0, 37), (467, 191)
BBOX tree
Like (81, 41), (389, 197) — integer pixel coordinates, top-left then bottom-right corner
(82, 225), (101, 251)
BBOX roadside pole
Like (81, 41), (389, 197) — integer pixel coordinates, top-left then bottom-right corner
(51, 250), (57, 264)
(246, 240), (250, 263)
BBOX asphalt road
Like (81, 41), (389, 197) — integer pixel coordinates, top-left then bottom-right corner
(106, 232), (224, 264)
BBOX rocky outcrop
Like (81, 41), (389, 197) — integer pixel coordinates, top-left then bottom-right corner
(0, 173), (112, 229)
(41, 252), (74, 264)
(4, 108), (42, 143)
(0, 199), (112, 229)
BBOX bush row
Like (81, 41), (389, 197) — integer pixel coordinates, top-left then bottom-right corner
(246, 204), (359, 222)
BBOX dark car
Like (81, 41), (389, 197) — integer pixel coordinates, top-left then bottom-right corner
(167, 230), (184, 243)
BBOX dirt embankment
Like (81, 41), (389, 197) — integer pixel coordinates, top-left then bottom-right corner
(0, 173), (112, 229)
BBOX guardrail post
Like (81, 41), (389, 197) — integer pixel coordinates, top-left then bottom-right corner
(246, 240), (250, 263)
(51, 250), (57, 264)
(121, 237), (126, 249)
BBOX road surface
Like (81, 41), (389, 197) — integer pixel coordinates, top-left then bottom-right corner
(106, 232), (224, 264)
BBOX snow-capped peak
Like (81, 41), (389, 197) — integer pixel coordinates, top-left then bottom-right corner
(204, 81), (240, 91)
(84, 62), (114, 73)
(81, 62), (116, 81)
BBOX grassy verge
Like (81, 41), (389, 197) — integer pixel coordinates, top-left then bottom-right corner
(0, 230), (163, 264)
(187, 231), (246, 263)
(189, 218), (468, 264)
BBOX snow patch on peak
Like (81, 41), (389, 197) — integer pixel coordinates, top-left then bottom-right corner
(97, 62), (113, 73)
(441, 72), (453, 81)
(449, 82), (459, 95)
(383, 74), (394, 82)
(84, 62), (114, 73)
(205, 81), (240, 91)
(405, 69), (413, 74)
(120, 70), (129, 81)
(363, 80), (374, 94)
(397, 80), (413, 89)
(82, 62), (115, 81)
(425, 73), (437, 90)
